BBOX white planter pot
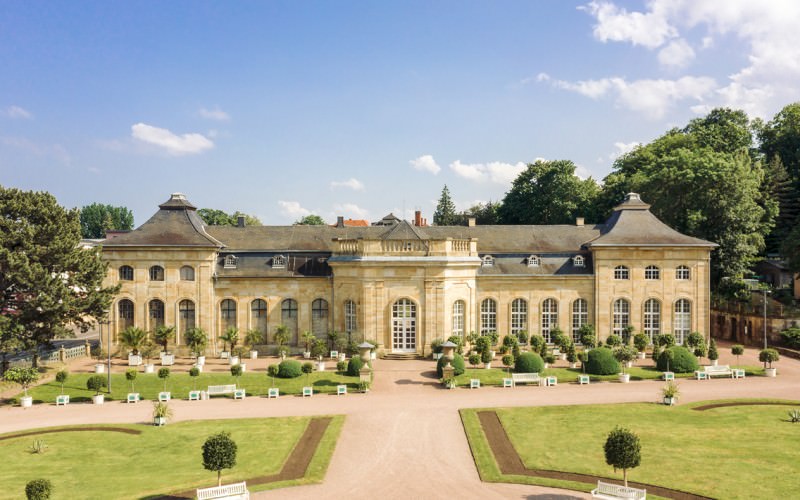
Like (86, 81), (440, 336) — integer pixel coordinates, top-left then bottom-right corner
(765, 367), (777, 377)
(229, 356), (240, 366)
(626, 361), (633, 368)
(161, 354), (174, 366)
(153, 416), (167, 426)
(303, 352), (311, 359)
(370, 352), (377, 360)
(544, 363), (549, 369)
(490, 350), (496, 358)
(128, 354), (142, 366)
(317, 361), (326, 371)
(196, 356), (206, 366)
(638, 352), (646, 360)
(193, 364), (203, 372)
(338, 353), (346, 362)
(663, 396), (675, 406)
(560, 353), (567, 361)
(711, 359), (718, 366)
(94, 363), (105, 374)
(240, 363), (247, 372)
(619, 373), (630, 383)
(20, 396), (33, 408)
(484, 362), (492, 369)
(250, 351), (258, 359)
(569, 362), (578, 369)
(144, 364), (155, 373)
(220, 351), (230, 359)
(92, 394), (105, 405)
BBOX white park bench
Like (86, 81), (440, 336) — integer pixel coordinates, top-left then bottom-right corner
(511, 373), (542, 386)
(189, 390), (201, 401)
(733, 368), (746, 378)
(502, 378), (514, 388)
(470, 379), (480, 389)
(591, 480), (646, 499)
(302, 386), (313, 397)
(267, 387), (280, 398)
(56, 394), (70, 405)
(158, 392), (170, 402)
(234, 389), (246, 399)
(196, 481), (250, 500)
(337, 384), (347, 395)
(704, 365), (733, 378)
(543, 375), (557, 387)
(207, 384), (237, 397)
(578, 374), (590, 385)
(127, 393), (140, 403)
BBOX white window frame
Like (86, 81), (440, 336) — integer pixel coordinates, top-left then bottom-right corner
(676, 265), (691, 280)
(643, 298), (660, 341)
(452, 300), (465, 337)
(272, 255), (286, 269)
(612, 299), (630, 337)
(572, 299), (588, 343)
(224, 255), (238, 269)
(480, 298), (497, 335)
(573, 255), (585, 268)
(527, 255), (540, 267)
(614, 265), (629, 280)
(511, 298), (528, 335)
(674, 299), (691, 345)
(645, 265), (660, 280)
(541, 298), (558, 343)
(481, 255), (494, 267)
(344, 300), (357, 333)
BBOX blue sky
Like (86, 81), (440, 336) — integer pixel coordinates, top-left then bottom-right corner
(2, 1), (799, 225)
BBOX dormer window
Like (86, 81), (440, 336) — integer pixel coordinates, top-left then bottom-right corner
(527, 255), (540, 267)
(272, 255), (286, 269)
(573, 256), (585, 268)
(224, 255), (238, 269)
(481, 255), (494, 267)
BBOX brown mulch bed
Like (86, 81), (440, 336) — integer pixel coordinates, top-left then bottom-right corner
(692, 401), (799, 411)
(477, 411), (712, 500)
(0, 426), (141, 442)
(154, 416), (333, 499)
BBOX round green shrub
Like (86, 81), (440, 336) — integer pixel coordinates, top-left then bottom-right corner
(25, 479), (52, 500)
(605, 334), (622, 347)
(514, 352), (544, 373)
(585, 347), (620, 375)
(346, 356), (363, 376)
(277, 359), (302, 378)
(656, 346), (699, 373)
(336, 360), (348, 372)
(436, 353), (465, 377)
(468, 353), (481, 367)
(86, 374), (107, 394)
(301, 362), (314, 374)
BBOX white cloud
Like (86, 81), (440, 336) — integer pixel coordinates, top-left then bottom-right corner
(409, 154), (441, 174)
(330, 178), (365, 191)
(449, 160), (526, 184)
(1, 136), (70, 164)
(658, 38), (695, 68)
(574, 164), (594, 179)
(4, 105), (33, 119)
(198, 107), (230, 121)
(333, 203), (370, 219)
(581, 0), (677, 48)
(609, 141), (640, 160)
(131, 123), (214, 156)
(278, 201), (311, 219)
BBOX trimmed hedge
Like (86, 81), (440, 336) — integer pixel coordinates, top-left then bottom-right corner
(346, 356), (363, 376)
(276, 359), (302, 378)
(436, 354), (465, 377)
(585, 347), (620, 375)
(656, 346), (699, 373)
(514, 352), (545, 373)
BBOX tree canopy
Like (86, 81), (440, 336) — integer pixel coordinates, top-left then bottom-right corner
(79, 203), (133, 238)
(197, 208), (261, 226)
(433, 185), (459, 226)
(1, 187), (118, 360)
(294, 214), (326, 225)
(202, 431), (238, 486)
(603, 426), (641, 487)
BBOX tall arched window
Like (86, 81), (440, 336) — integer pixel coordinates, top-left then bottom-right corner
(220, 299), (237, 331)
(480, 298), (497, 335)
(119, 265), (133, 281)
(148, 299), (165, 330)
(452, 300), (465, 337)
(312, 299), (329, 337)
(118, 299), (134, 330)
(614, 265), (630, 280)
(344, 300), (357, 334)
(572, 299), (588, 343)
(511, 298), (527, 336)
(281, 299), (298, 344)
(179, 299), (195, 334)
(541, 298), (558, 343)
(250, 299), (267, 336)
(149, 265), (165, 281)
(643, 299), (661, 341)
(674, 299), (691, 345)
(180, 266), (195, 281)
(612, 299), (630, 337)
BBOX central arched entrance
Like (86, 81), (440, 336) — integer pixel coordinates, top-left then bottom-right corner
(392, 299), (417, 352)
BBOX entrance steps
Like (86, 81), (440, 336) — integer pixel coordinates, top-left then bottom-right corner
(382, 352), (425, 361)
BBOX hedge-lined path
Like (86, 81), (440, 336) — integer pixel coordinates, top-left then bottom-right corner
(1, 342), (797, 499)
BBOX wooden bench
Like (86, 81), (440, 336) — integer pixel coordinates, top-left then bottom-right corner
(591, 480), (646, 499)
(196, 480), (250, 500)
(470, 379), (480, 389)
(337, 384), (347, 395)
(207, 384), (237, 397)
(56, 394), (70, 405)
(511, 373), (542, 386)
(704, 365), (733, 378)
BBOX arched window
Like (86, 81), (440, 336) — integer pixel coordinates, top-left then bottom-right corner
(281, 299), (298, 343)
(149, 265), (165, 281)
(180, 266), (195, 281)
(272, 255), (286, 269)
(149, 299), (165, 330)
(312, 299), (329, 337)
(527, 255), (540, 267)
(119, 265), (134, 281)
(645, 265), (660, 280)
(511, 298), (527, 336)
(481, 255), (494, 267)
(344, 300), (357, 333)
(614, 265), (629, 280)
(643, 299), (661, 341)
(612, 299), (630, 337)
(573, 255), (585, 268)
(572, 299), (588, 343)
(179, 299), (195, 334)
(220, 299), (237, 331)
(118, 299), (134, 330)
(224, 255), (238, 269)
(250, 299), (267, 335)
(674, 299), (691, 345)
(452, 300), (465, 337)
(541, 298), (558, 343)
(480, 298), (497, 335)
(676, 265), (691, 280)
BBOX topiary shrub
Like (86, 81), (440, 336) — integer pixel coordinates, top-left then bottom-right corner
(605, 334), (622, 348)
(336, 360), (348, 373)
(86, 374), (107, 395)
(529, 334), (545, 353)
(25, 479), (52, 500)
(436, 353), (465, 377)
(277, 359), (302, 378)
(585, 347), (620, 375)
(514, 352), (544, 373)
(346, 356), (363, 376)
(656, 346), (699, 373)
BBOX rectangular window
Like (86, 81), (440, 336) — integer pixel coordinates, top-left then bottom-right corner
(452, 301), (464, 337)
(511, 299), (527, 336)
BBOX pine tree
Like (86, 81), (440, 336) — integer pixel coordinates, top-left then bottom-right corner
(433, 185), (458, 226)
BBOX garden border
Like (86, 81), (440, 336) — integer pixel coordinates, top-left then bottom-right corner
(0, 426), (141, 442)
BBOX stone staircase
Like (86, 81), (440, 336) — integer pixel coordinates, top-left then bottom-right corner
(382, 352), (426, 361)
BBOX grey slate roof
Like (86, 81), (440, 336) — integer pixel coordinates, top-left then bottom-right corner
(477, 254), (592, 276)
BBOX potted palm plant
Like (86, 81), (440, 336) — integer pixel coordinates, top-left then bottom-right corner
(301, 330), (315, 359)
(185, 327), (208, 367)
(119, 326), (146, 366)
(141, 341), (158, 373)
(661, 381), (679, 405)
(152, 400), (172, 426)
(4, 366), (39, 408)
(245, 329), (262, 359)
(220, 327), (239, 362)
(759, 348), (779, 377)
(274, 325), (290, 359)
(86, 374), (107, 404)
(153, 325), (176, 365)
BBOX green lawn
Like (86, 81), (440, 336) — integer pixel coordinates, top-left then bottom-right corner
(14, 371), (360, 404)
(461, 400), (800, 499)
(453, 364), (765, 386)
(0, 415), (344, 500)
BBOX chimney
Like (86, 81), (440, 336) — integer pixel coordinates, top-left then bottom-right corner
(237, 216), (245, 228)
(336, 216), (344, 228)
(576, 217), (584, 227)
(414, 210), (422, 227)
(468, 217), (476, 227)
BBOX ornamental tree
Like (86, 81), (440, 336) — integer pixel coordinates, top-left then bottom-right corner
(202, 431), (238, 486)
(79, 203), (133, 238)
(604, 426), (641, 487)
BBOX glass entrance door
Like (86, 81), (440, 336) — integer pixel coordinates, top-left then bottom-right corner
(392, 299), (417, 352)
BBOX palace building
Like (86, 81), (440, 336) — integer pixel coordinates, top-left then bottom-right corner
(100, 192), (715, 355)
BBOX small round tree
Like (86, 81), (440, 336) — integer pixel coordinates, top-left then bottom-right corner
(55, 370), (68, 395)
(202, 431), (237, 487)
(301, 361), (314, 385)
(605, 334), (622, 348)
(731, 344), (744, 366)
(707, 338), (719, 363)
(501, 354), (514, 375)
(468, 353), (481, 369)
(346, 356), (363, 376)
(759, 348), (779, 369)
(604, 426), (641, 487)
(158, 367), (170, 392)
(480, 348), (493, 366)
(86, 374), (107, 395)
(25, 479), (52, 500)
(578, 324), (596, 348)
(613, 346), (637, 374)
(125, 368), (137, 392)
(633, 333), (649, 354)
(267, 364), (279, 387)
(189, 366), (200, 390)
(4, 366), (39, 398)
(230, 364), (243, 387)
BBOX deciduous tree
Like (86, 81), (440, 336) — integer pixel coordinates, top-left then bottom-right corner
(202, 431), (238, 486)
(603, 426), (641, 487)
(294, 214), (325, 225)
(79, 203), (134, 238)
